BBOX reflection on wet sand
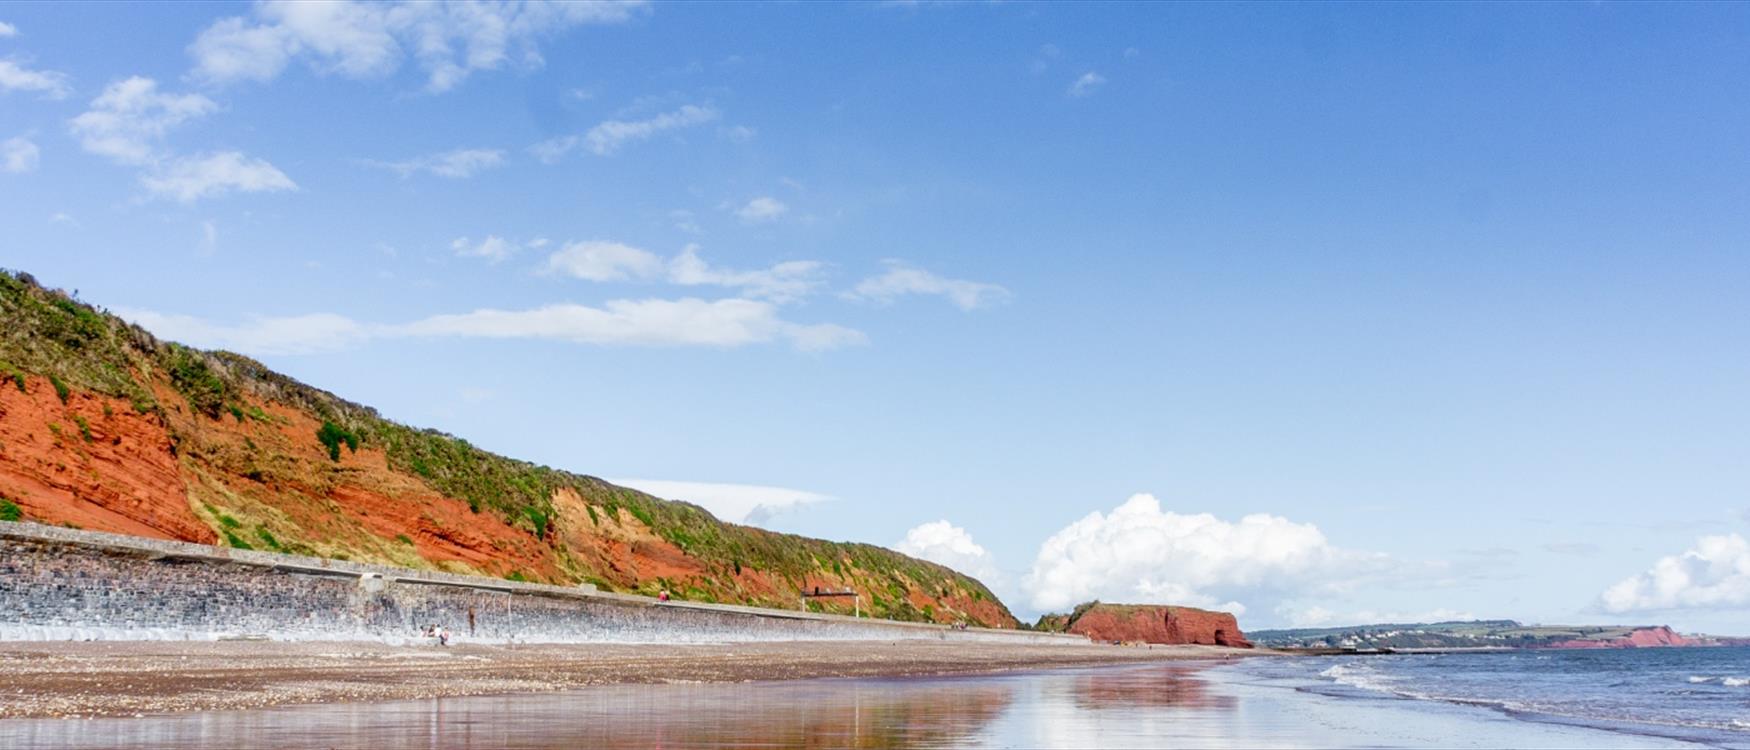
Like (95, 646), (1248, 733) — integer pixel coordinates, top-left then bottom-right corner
(1070, 663), (1238, 711)
(2, 675), (1016, 750)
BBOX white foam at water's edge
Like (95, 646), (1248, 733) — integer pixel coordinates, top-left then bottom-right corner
(1685, 675), (1750, 687)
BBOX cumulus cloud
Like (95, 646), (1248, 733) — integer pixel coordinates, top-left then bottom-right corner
(544, 240), (665, 281)
(847, 261), (1010, 311)
(67, 77), (293, 201)
(0, 59), (71, 99)
(68, 77), (217, 166)
(114, 308), (370, 356)
(1022, 493), (1390, 614)
(139, 151), (297, 202)
(118, 297), (865, 356)
(610, 479), (829, 527)
(735, 196), (787, 223)
(369, 148), (504, 178)
(1600, 534), (1750, 613)
(1067, 71), (1106, 98)
(543, 242), (825, 302)
(189, 0), (646, 92)
(583, 104), (717, 155)
(2, 135), (38, 173)
(896, 520), (1005, 587)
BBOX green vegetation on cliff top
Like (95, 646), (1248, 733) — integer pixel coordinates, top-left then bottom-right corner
(0, 269), (1010, 626)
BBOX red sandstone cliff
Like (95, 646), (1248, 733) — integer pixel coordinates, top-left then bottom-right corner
(0, 270), (1016, 628)
(1545, 626), (1697, 649)
(1048, 603), (1252, 648)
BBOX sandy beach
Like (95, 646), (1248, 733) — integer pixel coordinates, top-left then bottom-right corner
(0, 639), (1259, 719)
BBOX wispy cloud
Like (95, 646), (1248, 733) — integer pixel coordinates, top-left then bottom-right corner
(451, 235), (518, 263)
(368, 148), (505, 178)
(584, 104), (717, 155)
(0, 59), (71, 99)
(0, 21), (18, 38)
(543, 241), (826, 303)
(1067, 71), (1106, 98)
(1, 135), (39, 173)
(117, 298), (865, 356)
(188, 0), (649, 93)
(847, 261), (1009, 311)
(611, 479), (830, 526)
(735, 196), (787, 224)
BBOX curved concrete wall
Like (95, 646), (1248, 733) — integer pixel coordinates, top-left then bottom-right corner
(0, 522), (1087, 646)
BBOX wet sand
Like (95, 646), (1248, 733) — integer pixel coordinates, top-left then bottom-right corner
(0, 639), (1260, 719)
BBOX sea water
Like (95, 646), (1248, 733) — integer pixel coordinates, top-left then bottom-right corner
(1234, 645), (1750, 748)
(3, 649), (1745, 748)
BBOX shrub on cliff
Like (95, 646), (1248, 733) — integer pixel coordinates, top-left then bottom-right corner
(316, 421), (360, 461)
(0, 499), (21, 522)
(166, 345), (229, 419)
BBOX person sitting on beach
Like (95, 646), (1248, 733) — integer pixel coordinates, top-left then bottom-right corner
(438, 626), (450, 647)
(658, 590), (670, 602)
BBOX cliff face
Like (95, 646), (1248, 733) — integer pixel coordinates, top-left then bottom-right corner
(0, 270), (1016, 628)
(1545, 626), (1696, 649)
(1040, 603), (1252, 648)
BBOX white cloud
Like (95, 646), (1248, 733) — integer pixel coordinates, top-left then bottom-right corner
(49, 212), (77, 227)
(189, 0), (647, 92)
(724, 125), (756, 142)
(119, 297), (865, 356)
(1, 135), (38, 173)
(667, 245), (822, 302)
(0, 59), (71, 99)
(199, 220), (218, 255)
(1067, 71), (1106, 98)
(735, 196), (787, 223)
(0, 22), (18, 38)
(544, 240), (664, 281)
(528, 135), (579, 164)
(584, 104), (717, 155)
(114, 307), (371, 356)
(370, 148), (504, 178)
(451, 235), (516, 263)
(1022, 493), (1390, 614)
(398, 298), (863, 351)
(611, 479), (829, 527)
(896, 520), (1005, 586)
(1600, 533), (1750, 613)
(139, 151), (297, 202)
(542, 242), (825, 303)
(68, 77), (293, 202)
(847, 261), (1010, 311)
(69, 77), (217, 165)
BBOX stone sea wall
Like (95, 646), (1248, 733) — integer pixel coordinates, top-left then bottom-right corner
(0, 522), (1085, 645)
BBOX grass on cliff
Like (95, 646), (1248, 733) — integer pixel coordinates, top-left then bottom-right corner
(0, 268), (1013, 626)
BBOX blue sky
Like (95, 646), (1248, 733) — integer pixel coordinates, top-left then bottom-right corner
(2, 1), (1748, 631)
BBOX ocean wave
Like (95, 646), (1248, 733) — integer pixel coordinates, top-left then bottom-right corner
(1319, 663), (1401, 694)
(1687, 675), (1750, 687)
